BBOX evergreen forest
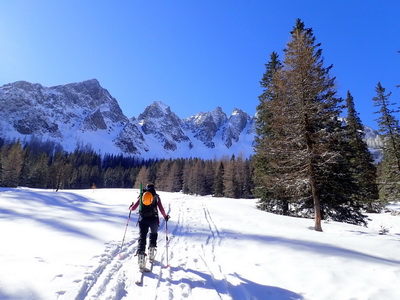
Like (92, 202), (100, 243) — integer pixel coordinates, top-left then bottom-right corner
(0, 137), (253, 199)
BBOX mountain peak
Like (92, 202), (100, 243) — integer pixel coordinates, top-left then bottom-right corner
(152, 101), (171, 113)
(138, 101), (173, 121)
(232, 108), (244, 115)
(82, 78), (100, 85)
(137, 101), (189, 151)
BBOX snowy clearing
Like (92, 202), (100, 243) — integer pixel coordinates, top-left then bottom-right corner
(0, 188), (399, 300)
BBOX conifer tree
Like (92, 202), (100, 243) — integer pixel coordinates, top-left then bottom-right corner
(203, 160), (215, 195)
(254, 51), (289, 213)
(19, 147), (35, 187)
(148, 163), (158, 185)
(192, 159), (207, 195)
(345, 91), (380, 211)
(30, 153), (50, 188)
(214, 161), (225, 197)
(0, 152), (2, 186)
(155, 160), (170, 191)
(373, 82), (400, 202)
(233, 154), (253, 198)
(166, 160), (183, 192)
(2, 141), (24, 187)
(223, 155), (240, 198)
(241, 158), (254, 198)
(182, 159), (194, 194)
(89, 165), (102, 188)
(128, 167), (140, 189)
(49, 151), (70, 190)
(255, 19), (367, 230)
(134, 166), (150, 188)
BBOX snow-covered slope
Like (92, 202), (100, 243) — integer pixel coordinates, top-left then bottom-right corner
(0, 188), (399, 299)
(0, 80), (381, 160)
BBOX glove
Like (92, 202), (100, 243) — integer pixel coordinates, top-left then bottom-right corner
(165, 214), (170, 221)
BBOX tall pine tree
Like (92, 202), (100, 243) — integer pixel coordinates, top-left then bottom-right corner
(373, 82), (400, 202)
(254, 52), (290, 213)
(254, 19), (367, 230)
(345, 91), (380, 212)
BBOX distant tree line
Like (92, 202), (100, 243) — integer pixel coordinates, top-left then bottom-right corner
(0, 137), (253, 198)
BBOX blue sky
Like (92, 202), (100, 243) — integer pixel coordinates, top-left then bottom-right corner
(0, 1), (399, 129)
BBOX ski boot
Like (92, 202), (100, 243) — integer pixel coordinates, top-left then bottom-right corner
(137, 251), (146, 270)
(148, 247), (156, 262)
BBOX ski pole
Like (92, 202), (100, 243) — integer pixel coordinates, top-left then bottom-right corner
(165, 219), (170, 268)
(120, 210), (132, 253)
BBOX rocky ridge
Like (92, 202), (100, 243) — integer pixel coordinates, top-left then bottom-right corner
(0, 79), (382, 159)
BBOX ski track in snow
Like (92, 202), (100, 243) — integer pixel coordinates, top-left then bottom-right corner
(69, 196), (307, 300)
(74, 238), (134, 300)
(70, 197), (250, 300)
(166, 199), (232, 299)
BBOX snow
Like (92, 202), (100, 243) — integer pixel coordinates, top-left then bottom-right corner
(0, 188), (399, 300)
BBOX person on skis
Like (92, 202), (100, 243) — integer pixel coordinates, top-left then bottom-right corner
(129, 183), (170, 268)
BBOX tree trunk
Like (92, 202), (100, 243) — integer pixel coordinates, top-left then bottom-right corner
(310, 171), (323, 232)
(304, 117), (323, 232)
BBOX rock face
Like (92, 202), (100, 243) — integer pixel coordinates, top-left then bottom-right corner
(138, 101), (191, 151)
(184, 106), (228, 148)
(0, 79), (382, 159)
(362, 125), (384, 161)
(0, 79), (137, 155)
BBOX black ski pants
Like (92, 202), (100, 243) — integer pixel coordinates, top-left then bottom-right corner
(138, 216), (159, 252)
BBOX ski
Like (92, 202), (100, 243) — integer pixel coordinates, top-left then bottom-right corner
(142, 266), (152, 272)
(134, 259), (155, 285)
(135, 248), (156, 284)
(134, 269), (145, 285)
(135, 265), (152, 285)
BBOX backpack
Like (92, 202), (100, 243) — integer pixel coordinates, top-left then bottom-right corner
(142, 191), (154, 206)
(140, 190), (158, 218)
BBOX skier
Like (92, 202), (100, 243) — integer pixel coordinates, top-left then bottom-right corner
(129, 183), (170, 269)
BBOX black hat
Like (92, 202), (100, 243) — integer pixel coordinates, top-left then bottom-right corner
(146, 183), (155, 190)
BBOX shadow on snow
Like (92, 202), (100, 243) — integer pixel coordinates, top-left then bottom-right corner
(0, 188), (129, 240)
(158, 266), (304, 300)
(166, 222), (400, 267)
